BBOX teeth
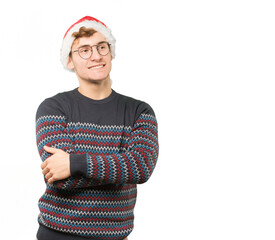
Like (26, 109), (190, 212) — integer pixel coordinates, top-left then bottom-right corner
(91, 65), (104, 69)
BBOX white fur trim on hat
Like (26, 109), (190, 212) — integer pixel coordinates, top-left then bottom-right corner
(60, 16), (116, 71)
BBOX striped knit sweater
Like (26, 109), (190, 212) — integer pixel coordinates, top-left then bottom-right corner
(35, 88), (159, 240)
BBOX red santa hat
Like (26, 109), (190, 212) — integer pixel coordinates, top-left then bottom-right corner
(60, 16), (116, 70)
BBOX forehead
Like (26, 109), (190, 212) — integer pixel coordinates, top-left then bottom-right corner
(72, 32), (107, 49)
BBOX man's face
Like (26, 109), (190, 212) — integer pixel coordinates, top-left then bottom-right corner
(67, 32), (112, 83)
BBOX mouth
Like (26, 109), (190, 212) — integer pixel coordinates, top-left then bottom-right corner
(88, 64), (105, 70)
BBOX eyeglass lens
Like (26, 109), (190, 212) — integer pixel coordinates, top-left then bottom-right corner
(78, 42), (110, 59)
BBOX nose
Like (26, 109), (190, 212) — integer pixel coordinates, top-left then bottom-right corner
(90, 46), (102, 61)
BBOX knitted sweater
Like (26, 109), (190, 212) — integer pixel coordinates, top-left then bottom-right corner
(35, 88), (159, 240)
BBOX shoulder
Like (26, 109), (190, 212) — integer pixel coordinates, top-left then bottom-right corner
(36, 89), (75, 119)
(115, 90), (156, 119)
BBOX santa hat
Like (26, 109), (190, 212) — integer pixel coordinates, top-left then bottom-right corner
(60, 16), (116, 70)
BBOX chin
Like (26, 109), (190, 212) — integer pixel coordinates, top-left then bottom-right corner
(86, 76), (110, 83)
(77, 71), (111, 84)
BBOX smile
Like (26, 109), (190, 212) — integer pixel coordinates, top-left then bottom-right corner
(89, 64), (105, 69)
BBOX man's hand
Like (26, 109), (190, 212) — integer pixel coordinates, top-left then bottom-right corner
(41, 146), (71, 184)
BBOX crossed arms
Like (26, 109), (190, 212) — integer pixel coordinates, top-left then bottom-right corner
(36, 98), (159, 189)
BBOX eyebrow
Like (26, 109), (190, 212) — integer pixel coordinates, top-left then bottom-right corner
(77, 41), (107, 49)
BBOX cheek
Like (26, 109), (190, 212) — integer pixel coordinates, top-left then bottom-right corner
(75, 61), (87, 72)
(107, 58), (112, 70)
(73, 63), (88, 77)
(108, 61), (112, 70)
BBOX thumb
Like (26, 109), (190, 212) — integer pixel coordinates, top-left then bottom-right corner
(44, 145), (58, 154)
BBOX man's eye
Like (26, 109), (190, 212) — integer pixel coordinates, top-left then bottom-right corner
(80, 47), (90, 53)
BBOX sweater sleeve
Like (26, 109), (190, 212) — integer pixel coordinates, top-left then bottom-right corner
(36, 98), (74, 161)
(36, 97), (93, 189)
(70, 102), (159, 185)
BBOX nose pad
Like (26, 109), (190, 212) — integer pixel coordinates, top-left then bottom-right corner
(90, 46), (102, 61)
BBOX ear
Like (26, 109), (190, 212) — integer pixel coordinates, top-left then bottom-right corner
(67, 56), (75, 70)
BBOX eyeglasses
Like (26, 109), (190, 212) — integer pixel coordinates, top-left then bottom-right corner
(72, 41), (111, 59)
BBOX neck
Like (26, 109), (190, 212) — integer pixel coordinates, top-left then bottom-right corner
(78, 78), (112, 100)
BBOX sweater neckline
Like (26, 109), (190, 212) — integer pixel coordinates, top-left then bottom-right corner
(73, 88), (117, 104)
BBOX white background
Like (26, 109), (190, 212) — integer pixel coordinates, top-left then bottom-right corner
(0, 0), (274, 239)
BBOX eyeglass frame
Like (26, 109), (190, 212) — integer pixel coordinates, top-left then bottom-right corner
(71, 41), (111, 59)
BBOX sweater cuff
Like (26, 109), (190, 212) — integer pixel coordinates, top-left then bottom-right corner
(70, 153), (87, 177)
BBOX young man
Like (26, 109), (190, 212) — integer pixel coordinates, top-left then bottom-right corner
(35, 16), (159, 240)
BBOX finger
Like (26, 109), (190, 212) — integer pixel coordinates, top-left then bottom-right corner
(45, 172), (52, 180)
(42, 167), (50, 175)
(48, 176), (56, 184)
(41, 161), (47, 170)
(44, 145), (58, 154)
